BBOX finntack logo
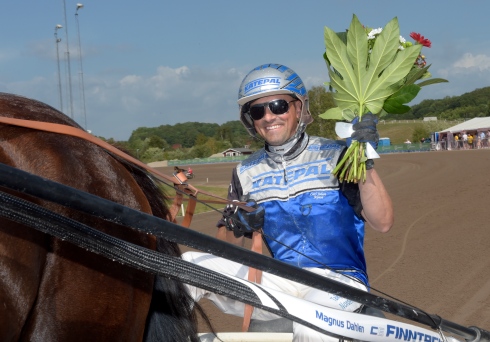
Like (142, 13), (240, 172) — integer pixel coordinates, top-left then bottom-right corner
(368, 324), (443, 342)
(244, 77), (280, 93)
(384, 325), (443, 342)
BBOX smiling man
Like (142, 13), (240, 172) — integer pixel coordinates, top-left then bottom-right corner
(250, 94), (301, 146)
(182, 64), (394, 341)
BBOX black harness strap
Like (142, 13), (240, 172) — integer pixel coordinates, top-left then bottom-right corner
(0, 162), (485, 342)
(0, 189), (338, 338)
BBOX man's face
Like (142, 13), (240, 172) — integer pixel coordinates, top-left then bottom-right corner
(250, 94), (301, 146)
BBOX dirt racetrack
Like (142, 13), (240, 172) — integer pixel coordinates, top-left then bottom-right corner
(157, 149), (490, 334)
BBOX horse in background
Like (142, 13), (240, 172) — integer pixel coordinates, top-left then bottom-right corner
(0, 93), (201, 341)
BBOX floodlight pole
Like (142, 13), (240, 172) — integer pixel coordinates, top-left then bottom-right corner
(54, 25), (63, 112)
(62, 0), (74, 119)
(75, 3), (87, 130)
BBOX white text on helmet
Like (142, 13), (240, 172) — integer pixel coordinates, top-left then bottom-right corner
(244, 77), (281, 94)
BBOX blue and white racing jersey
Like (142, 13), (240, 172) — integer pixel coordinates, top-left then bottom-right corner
(220, 134), (368, 286)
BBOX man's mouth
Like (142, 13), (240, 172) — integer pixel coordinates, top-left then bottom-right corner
(266, 125), (281, 130)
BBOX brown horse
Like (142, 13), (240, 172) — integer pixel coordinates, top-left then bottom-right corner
(0, 93), (200, 341)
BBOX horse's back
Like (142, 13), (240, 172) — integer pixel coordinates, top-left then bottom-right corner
(0, 93), (194, 341)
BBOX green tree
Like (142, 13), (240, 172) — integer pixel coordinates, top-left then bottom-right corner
(204, 137), (219, 154)
(190, 144), (212, 158)
(412, 124), (430, 143)
(195, 133), (208, 146)
(141, 147), (165, 163)
(306, 86), (337, 139)
(146, 135), (169, 149)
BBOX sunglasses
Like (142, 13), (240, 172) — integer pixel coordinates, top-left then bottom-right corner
(248, 99), (298, 121)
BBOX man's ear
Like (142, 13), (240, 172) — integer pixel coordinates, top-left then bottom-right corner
(295, 100), (302, 120)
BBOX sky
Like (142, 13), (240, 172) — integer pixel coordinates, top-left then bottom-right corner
(1, 1), (489, 141)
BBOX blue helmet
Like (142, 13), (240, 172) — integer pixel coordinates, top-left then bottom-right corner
(238, 64), (313, 138)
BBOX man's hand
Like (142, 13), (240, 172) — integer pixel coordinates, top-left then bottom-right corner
(351, 112), (379, 150)
(224, 201), (264, 238)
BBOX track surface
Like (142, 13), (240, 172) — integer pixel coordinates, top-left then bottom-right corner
(157, 149), (490, 333)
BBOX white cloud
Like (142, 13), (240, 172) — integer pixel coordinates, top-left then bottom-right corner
(74, 65), (244, 139)
(437, 52), (490, 94)
(120, 75), (143, 86)
(452, 53), (490, 71)
(149, 66), (191, 99)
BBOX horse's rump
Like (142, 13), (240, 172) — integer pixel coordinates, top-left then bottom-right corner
(0, 93), (197, 341)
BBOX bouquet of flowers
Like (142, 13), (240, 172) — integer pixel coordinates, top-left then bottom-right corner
(320, 14), (447, 183)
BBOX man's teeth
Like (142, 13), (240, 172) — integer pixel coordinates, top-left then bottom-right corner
(267, 125), (280, 130)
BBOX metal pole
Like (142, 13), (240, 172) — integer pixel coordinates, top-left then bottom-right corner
(62, 0), (74, 119)
(54, 25), (63, 113)
(75, 4), (87, 130)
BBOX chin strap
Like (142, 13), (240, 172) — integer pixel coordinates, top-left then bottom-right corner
(266, 134), (300, 156)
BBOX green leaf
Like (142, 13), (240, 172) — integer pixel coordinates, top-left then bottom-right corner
(364, 44), (422, 113)
(336, 31), (348, 45)
(324, 25), (361, 112)
(416, 78), (449, 87)
(382, 84), (421, 114)
(347, 14), (368, 85)
(319, 107), (343, 120)
(404, 64), (431, 86)
(371, 45), (422, 90)
(378, 108), (389, 118)
(363, 17), (401, 91)
(383, 103), (411, 114)
(341, 108), (356, 121)
(386, 84), (421, 104)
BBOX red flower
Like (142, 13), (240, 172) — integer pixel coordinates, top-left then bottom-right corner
(410, 32), (431, 48)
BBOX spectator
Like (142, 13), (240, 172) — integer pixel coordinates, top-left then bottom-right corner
(441, 136), (447, 150)
(480, 131), (486, 148)
(468, 133), (473, 149)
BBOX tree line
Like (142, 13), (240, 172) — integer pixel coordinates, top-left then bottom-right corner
(103, 86), (490, 163)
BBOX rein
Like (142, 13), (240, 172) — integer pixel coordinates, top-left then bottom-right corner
(0, 116), (254, 221)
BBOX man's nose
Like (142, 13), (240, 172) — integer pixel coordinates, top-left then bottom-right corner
(262, 107), (277, 120)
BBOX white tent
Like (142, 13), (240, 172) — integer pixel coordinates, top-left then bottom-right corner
(436, 117), (490, 150)
(439, 117), (490, 133)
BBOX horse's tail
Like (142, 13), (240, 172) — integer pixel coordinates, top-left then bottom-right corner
(143, 263), (215, 342)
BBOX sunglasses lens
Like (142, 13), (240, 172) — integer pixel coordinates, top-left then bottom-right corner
(249, 106), (265, 120)
(249, 99), (291, 120)
(269, 100), (289, 114)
